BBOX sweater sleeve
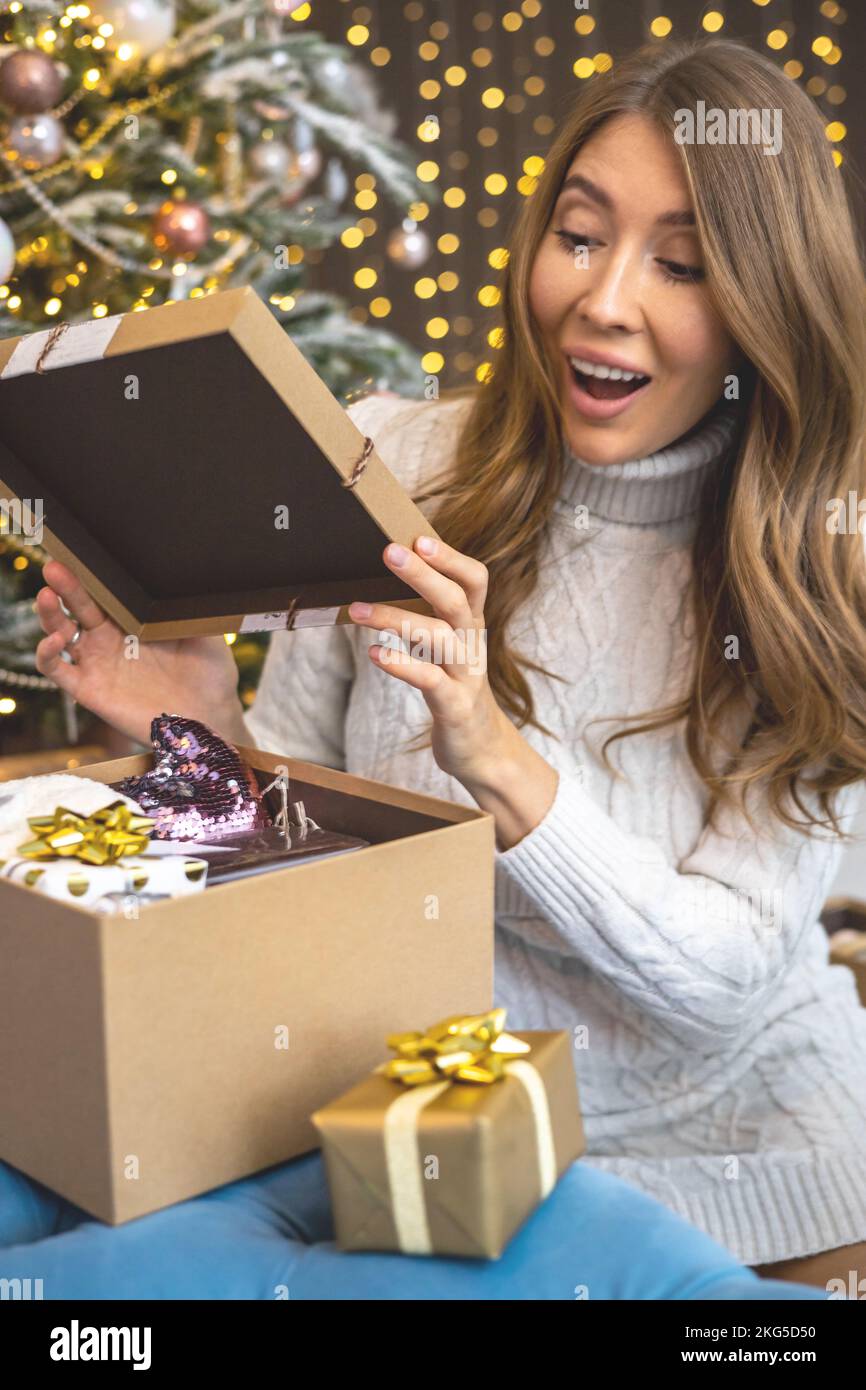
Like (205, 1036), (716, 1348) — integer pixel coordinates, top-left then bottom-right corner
(243, 392), (410, 769)
(495, 762), (865, 1051)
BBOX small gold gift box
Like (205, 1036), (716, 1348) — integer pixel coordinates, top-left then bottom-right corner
(312, 1010), (586, 1260)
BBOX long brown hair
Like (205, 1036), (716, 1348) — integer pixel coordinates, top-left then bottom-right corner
(412, 37), (866, 837)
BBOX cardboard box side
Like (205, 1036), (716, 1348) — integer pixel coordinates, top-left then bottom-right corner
(132, 596), (435, 641)
(0, 893), (114, 1219)
(0, 284), (254, 371)
(828, 940), (866, 1006)
(101, 809), (494, 1221)
(105, 285), (255, 357)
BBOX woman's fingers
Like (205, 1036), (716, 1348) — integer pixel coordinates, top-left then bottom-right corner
(348, 603), (451, 645)
(382, 538), (488, 626)
(35, 584), (78, 642)
(348, 601), (486, 675)
(368, 642), (452, 713)
(411, 536), (489, 619)
(34, 561), (108, 695)
(34, 629), (83, 697)
(40, 560), (107, 632)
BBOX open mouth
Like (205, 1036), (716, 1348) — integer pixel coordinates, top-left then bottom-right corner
(568, 355), (651, 402)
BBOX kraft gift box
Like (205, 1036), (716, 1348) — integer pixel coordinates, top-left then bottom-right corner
(0, 284), (438, 640)
(0, 747), (494, 1224)
(312, 1029), (585, 1260)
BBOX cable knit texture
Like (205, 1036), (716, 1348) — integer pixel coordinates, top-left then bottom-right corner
(246, 392), (866, 1267)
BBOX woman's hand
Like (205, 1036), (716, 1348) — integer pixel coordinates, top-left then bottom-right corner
(34, 560), (247, 748)
(347, 537), (559, 850)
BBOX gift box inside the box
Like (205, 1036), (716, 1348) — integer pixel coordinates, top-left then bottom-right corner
(0, 747), (494, 1224)
(0, 286), (437, 638)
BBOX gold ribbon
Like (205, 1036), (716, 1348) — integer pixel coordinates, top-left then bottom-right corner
(16, 801), (156, 867)
(378, 1007), (532, 1087)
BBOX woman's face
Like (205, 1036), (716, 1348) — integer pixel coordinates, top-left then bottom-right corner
(529, 112), (738, 466)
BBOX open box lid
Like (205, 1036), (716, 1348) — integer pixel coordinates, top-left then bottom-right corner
(0, 285), (438, 639)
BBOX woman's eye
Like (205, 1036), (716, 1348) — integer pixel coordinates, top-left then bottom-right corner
(553, 229), (705, 286)
(554, 229), (599, 254)
(658, 258), (706, 285)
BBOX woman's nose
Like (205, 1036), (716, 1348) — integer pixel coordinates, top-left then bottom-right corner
(575, 250), (643, 333)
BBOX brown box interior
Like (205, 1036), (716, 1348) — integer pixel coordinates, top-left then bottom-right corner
(0, 330), (419, 626)
(0, 745), (470, 913)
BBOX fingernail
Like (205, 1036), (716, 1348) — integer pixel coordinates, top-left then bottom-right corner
(386, 543), (408, 567)
(349, 601), (373, 619)
(416, 536), (437, 556)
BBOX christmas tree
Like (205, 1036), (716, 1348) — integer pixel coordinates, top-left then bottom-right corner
(0, 0), (429, 755)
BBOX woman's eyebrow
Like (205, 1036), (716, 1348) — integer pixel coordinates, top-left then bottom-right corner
(558, 173), (696, 227)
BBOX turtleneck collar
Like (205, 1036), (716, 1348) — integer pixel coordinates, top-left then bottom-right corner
(559, 399), (742, 527)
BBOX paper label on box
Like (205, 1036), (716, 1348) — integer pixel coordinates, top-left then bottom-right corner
(239, 610), (293, 632)
(0, 315), (124, 377)
(292, 606), (342, 629)
(239, 606), (342, 633)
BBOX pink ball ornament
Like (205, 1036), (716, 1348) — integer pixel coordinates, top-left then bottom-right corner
(0, 50), (63, 114)
(151, 199), (210, 259)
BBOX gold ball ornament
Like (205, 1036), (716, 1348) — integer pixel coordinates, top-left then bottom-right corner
(151, 199), (211, 259)
(0, 50), (63, 114)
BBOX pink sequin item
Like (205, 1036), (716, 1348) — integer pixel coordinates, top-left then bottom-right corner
(113, 714), (272, 842)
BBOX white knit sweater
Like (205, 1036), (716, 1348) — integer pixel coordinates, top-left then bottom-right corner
(245, 392), (866, 1266)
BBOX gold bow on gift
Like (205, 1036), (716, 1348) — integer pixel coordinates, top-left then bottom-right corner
(17, 800), (156, 867)
(379, 1007), (531, 1087)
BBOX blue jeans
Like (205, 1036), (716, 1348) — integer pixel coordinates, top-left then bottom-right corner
(0, 1153), (824, 1300)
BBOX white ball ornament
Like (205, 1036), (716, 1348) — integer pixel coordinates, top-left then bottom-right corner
(386, 218), (431, 270)
(92, 1), (177, 61)
(248, 139), (291, 182)
(324, 158), (349, 205)
(268, 0), (309, 15)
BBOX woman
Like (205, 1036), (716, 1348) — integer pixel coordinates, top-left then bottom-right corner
(33, 38), (866, 1289)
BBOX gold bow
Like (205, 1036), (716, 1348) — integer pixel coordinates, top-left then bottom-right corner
(378, 1007), (531, 1086)
(17, 800), (156, 866)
